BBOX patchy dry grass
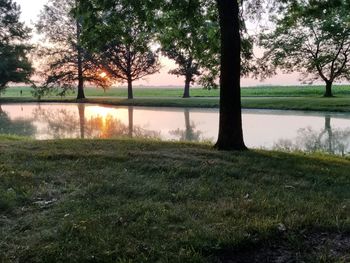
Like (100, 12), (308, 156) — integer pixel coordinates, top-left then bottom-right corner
(0, 139), (349, 262)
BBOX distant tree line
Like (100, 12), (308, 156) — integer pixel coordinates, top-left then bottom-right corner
(1, 0), (350, 150)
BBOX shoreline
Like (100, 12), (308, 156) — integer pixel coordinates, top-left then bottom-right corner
(1, 96), (350, 113)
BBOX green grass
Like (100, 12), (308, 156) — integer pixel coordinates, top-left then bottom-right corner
(240, 85), (350, 97)
(1, 139), (350, 262)
(3, 86), (220, 98)
(4, 84), (350, 98)
(242, 97), (350, 112)
(84, 97), (350, 112)
(1, 96), (350, 112)
(1, 85), (350, 113)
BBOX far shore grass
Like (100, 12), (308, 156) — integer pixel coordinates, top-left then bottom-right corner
(1, 96), (350, 113)
(1, 138), (350, 262)
(3, 84), (350, 98)
(0, 85), (349, 112)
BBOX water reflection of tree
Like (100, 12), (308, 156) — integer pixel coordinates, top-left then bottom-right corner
(33, 107), (79, 139)
(170, 109), (202, 142)
(274, 116), (350, 156)
(78, 104), (85, 139)
(0, 105), (36, 137)
(33, 104), (160, 140)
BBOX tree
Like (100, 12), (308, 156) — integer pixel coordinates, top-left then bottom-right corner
(36, 0), (111, 100)
(158, 0), (220, 98)
(78, 0), (160, 99)
(0, 0), (32, 90)
(162, 47), (201, 99)
(259, 0), (350, 97)
(158, 0), (255, 98)
(77, 0), (251, 150)
(215, 0), (247, 150)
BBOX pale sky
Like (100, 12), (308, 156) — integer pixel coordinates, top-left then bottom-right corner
(14, 0), (302, 87)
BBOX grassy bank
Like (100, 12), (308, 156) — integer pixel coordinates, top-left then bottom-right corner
(1, 138), (349, 262)
(4, 85), (350, 98)
(85, 97), (350, 112)
(1, 96), (350, 112)
(1, 85), (350, 112)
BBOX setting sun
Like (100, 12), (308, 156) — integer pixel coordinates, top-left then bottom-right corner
(99, 72), (107, 78)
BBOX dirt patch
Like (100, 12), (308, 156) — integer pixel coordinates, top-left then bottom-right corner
(216, 232), (350, 263)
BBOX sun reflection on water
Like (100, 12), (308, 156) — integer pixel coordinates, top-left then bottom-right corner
(85, 106), (127, 122)
(83, 106), (129, 138)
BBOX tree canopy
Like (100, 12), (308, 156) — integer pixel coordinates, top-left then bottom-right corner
(36, 0), (111, 100)
(260, 0), (350, 97)
(158, 0), (220, 97)
(0, 0), (32, 90)
(77, 0), (161, 99)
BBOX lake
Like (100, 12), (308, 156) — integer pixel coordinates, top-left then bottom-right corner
(1, 103), (349, 155)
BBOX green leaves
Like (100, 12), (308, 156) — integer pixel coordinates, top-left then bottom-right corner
(36, 0), (112, 97)
(259, 0), (350, 93)
(77, 0), (161, 90)
(0, 0), (33, 88)
(157, 0), (220, 91)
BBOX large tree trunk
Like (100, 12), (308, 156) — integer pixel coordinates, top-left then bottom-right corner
(76, 18), (85, 100)
(324, 81), (333, 97)
(77, 58), (85, 100)
(127, 77), (133, 99)
(183, 75), (191, 98)
(215, 0), (246, 151)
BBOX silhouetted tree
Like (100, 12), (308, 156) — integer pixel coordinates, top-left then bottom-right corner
(0, 0), (32, 90)
(78, 0), (160, 99)
(77, 0), (253, 150)
(215, 0), (246, 150)
(259, 0), (350, 97)
(36, 0), (111, 99)
(158, 0), (219, 97)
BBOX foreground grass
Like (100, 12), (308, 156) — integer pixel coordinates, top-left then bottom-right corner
(1, 139), (349, 262)
(4, 85), (350, 98)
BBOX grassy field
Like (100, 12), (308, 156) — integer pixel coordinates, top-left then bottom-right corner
(1, 85), (350, 113)
(0, 137), (349, 262)
(4, 85), (350, 98)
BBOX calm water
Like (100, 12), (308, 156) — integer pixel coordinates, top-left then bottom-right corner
(1, 103), (350, 155)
